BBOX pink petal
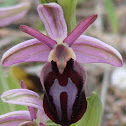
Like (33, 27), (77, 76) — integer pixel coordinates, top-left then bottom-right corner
(71, 35), (123, 66)
(40, 123), (48, 126)
(21, 80), (27, 89)
(1, 39), (51, 67)
(0, 111), (31, 126)
(21, 81), (37, 120)
(64, 15), (98, 46)
(37, 3), (67, 41)
(19, 121), (37, 126)
(36, 109), (48, 124)
(1, 89), (43, 110)
(28, 107), (36, 120)
(20, 25), (57, 48)
(0, 2), (30, 27)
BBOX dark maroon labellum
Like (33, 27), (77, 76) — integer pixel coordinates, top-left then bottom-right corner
(40, 59), (87, 126)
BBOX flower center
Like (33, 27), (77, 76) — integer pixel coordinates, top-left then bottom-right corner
(48, 43), (76, 74)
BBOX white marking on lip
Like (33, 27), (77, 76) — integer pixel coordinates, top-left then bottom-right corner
(49, 78), (77, 120)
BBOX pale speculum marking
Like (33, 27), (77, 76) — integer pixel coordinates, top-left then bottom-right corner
(49, 78), (77, 121)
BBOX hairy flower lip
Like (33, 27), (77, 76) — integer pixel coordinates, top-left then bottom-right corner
(40, 59), (87, 125)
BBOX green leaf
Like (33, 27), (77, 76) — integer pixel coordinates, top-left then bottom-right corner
(39, 0), (57, 4)
(39, 0), (48, 4)
(0, 65), (27, 115)
(0, 0), (18, 7)
(7, 67), (27, 111)
(104, 0), (119, 33)
(71, 92), (102, 126)
(46, 120), (60, 126)
(0, 65), (15, 114)
(7, 67), (20, 89)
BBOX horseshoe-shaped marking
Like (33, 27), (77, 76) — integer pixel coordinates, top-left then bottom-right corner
(49, 78), (77, 120)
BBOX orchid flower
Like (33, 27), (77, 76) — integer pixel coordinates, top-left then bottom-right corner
(1, 2), (123, 126)
(0, 2), (30, 27)
(0, 81), (48, 126)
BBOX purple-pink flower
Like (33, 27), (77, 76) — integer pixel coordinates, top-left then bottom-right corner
(1, 2), (123, 126)
(0, 81), (48, 126)
(1, 3), (122, 68)
(0, 2), (30, 27)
